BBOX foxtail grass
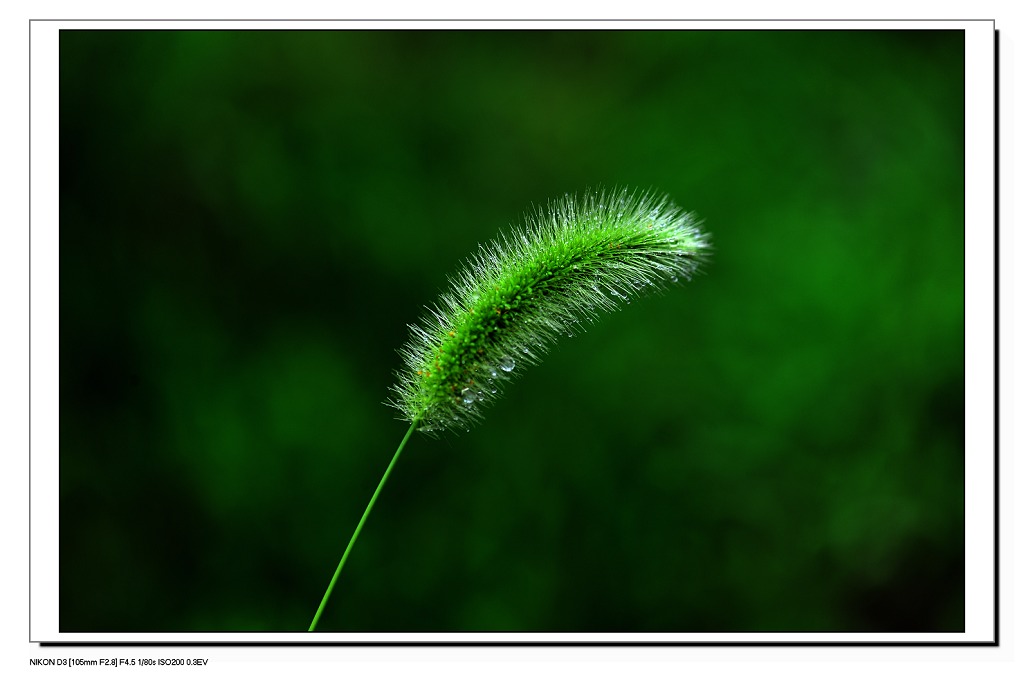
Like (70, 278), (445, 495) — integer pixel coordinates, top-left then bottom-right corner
(308, 187), (709, 631)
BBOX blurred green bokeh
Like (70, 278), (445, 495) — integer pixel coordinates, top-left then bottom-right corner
(59, 30), (964, 633)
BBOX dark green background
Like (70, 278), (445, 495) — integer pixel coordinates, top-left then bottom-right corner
(59, 30), (965, 633)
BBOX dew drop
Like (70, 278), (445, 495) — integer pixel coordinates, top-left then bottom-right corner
(670, 274), (679, 283)
(499, 356), (516, 372)
(461, 388), (477, 405)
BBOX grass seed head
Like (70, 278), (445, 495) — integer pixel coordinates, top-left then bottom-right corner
(388, 187), (710, 434)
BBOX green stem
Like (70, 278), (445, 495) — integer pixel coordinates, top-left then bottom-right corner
(308, 420), (418, 632)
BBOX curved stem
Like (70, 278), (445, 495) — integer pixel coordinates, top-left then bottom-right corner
(308, 420), (418, 632)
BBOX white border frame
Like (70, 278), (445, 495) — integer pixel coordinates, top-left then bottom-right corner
(29, 19), (996, 644)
